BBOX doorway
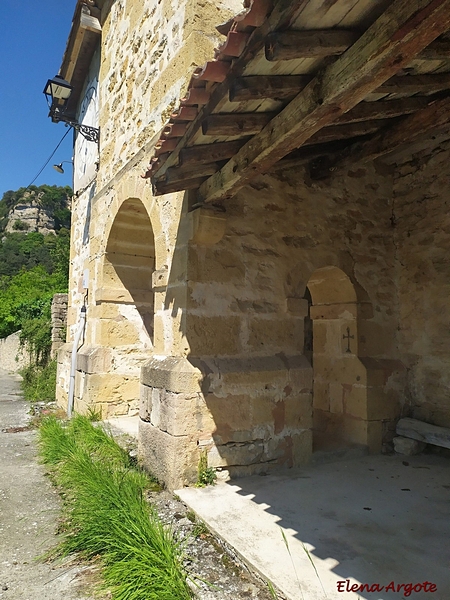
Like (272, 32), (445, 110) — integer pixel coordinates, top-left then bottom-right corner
(306, 267), (368, 453)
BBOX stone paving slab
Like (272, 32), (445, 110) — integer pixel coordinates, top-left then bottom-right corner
(178, 454), (450, 600)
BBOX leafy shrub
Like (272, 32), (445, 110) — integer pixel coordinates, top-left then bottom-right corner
(21, 360), (57, 403)
(13, 219), (29, 231)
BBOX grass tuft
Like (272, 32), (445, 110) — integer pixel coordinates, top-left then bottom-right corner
(38, 414), (191, 600)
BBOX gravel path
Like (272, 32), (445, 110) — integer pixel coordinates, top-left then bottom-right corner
(0, 368), (92, 600)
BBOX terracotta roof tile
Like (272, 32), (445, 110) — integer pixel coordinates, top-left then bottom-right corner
(142, 0), (274, 181)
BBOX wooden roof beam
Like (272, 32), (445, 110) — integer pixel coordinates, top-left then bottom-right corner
(335, 97), (430, 124)
(348, 96), (450, 163)
(376, 73), (450, 94)
(305, 119), (399, 146)
(230, 75), (311, 102)
(229, 72), (450, 104)
(265, 29), (360, 61)
(179, 140), (247, 166)
(418, 37), (450, 59)
(198, 0), (450, 204)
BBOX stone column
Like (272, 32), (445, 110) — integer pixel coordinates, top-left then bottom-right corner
(51, 294), (68, 359)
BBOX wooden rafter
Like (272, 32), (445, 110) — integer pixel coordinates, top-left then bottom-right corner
(348, 96), (450, 163)
(198, 0), (450, 204)
(335, 97), (430, 124)
(229, 72), (450, 104)
(376, 73), (450, 94)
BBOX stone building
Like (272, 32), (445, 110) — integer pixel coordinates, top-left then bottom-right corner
(55, 0), (450, 488)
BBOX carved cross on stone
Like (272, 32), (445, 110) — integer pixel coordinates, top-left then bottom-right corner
(343, 326), (354, 353)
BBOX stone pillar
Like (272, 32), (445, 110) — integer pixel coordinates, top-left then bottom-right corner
(51, 294), (68, 359)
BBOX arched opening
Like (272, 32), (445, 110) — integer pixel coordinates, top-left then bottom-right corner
(99, 198), (155, 349)
(306, 266), (367, 454)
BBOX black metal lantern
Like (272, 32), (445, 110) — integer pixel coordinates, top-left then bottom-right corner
(43, 74), (100, 144)
(43, 75), (73, 105)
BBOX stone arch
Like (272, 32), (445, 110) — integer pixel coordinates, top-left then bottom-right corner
(98, 197), (155, 348)
(306, 266), (369, 453)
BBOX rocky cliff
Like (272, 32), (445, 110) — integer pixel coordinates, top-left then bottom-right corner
(0, 186), (71, 236)
(5, 195), (56, 235)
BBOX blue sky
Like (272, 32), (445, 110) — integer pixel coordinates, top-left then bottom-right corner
(0, 1), (77, 197)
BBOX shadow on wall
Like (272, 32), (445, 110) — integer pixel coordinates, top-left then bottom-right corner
(101, 198), (155, 345)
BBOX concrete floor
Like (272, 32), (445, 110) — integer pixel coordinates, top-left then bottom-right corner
(178, 453), (450, 600)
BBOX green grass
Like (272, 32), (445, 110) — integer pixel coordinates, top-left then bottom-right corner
(38, 415), (191, 600)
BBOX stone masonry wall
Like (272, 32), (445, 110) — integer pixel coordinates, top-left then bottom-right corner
(139, 160), (408, 485)
(394, 139), (450, 428)
(0, 332), (30, 373)
(57, 0), (242, 417)
(98, 0), (241, 188)
(51, 294), (68, 358)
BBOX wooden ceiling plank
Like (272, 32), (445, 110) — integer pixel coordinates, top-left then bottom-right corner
(202, 113), (276, 136)
(198, 0), (450, 204)
(265, 29), (360, 61)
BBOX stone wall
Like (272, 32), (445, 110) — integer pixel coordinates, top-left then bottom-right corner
(51, 294), (68, 358)
(57, 0), (450, 488)
(98, 0), (241, 188)
(57, 0), (242, 417)
(138, 162), (408, 487)
(395, 139), (450, 428)
(0, 332), (29, 373)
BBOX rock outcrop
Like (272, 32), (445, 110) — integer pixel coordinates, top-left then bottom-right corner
(4, 192), (56, 235)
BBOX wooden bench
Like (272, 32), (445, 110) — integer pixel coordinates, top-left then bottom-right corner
(396, 417), (450, 450)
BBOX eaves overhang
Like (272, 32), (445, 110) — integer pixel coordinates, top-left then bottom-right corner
(58, 0), (103, 119)
(145, 0), (450, 204)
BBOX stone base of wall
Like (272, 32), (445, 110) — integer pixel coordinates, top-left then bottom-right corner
(139, 354), (314, 489)
(56, 343), (141, 418)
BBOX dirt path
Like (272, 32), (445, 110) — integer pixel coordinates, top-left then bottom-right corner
(0, 368), (92, 600)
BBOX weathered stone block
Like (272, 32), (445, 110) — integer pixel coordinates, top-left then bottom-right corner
(393, 435), (426, 455)
(189, 207), (227, 246)
(286, 297), (309, 316)
(187, 315), (241, 356)
(141, 356), (203, 394)
(76, 345), (112, 374)
(247, 317), (304, 353)
(139, 384), (152, 421)
(138, 420), (198, 489)
(208, 441), (265, 468)
(152, 268), (169, 290)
